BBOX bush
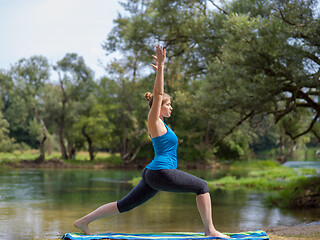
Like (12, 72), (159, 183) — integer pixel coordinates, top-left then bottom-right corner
(266, 177), (320, 208)
(105, 154), (122, 165)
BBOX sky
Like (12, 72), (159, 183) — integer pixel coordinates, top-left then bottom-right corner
(0, 0), (124, 79)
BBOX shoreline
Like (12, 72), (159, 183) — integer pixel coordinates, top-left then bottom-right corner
(263, 223), (320, 239)
(0, 158), (138, 169)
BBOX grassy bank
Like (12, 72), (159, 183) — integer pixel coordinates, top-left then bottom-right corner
(210, 160), (320, 208)
(207, 160), (317, 191)
(0, 150), (122, 166)
(266, 176), (320, 208)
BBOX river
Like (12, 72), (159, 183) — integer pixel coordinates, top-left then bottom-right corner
(1, 162), (320, 240)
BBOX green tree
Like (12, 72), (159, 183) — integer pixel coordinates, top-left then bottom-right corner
(102, 0), (320, 163)
(103, 0), (248, 162)
(72, 93), (114, 161)
(0, 113), (15, 152)
(0, 70), (16, 152)
(99, 61), (150, 163)
(53, 53), (95, 160)
(198, 0), (320, 162)
(95, 76), (122, 155)
(4, 56), (50, 162)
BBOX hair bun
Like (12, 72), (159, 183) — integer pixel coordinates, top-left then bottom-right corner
(144, 92), (153, 101)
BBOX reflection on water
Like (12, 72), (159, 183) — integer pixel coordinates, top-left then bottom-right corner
(0, 166), (319, 240)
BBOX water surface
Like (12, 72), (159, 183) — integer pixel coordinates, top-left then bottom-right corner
(0, 164), (320, 239)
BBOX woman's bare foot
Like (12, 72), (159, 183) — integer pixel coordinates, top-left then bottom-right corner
(74, 219), (92, 235)
(206, 230), (230, 238)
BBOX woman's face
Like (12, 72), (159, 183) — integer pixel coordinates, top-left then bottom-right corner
(160, 99), (173, 118)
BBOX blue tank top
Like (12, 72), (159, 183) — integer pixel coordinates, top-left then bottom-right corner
(146, 120), (178, 170)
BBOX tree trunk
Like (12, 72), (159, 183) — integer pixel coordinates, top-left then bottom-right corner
(205, 123), (211, 145)
(58, 114), (68, 159)
(67, 140), (76, 160)
(120, 75), (129, 163)
(37, 132), (47, 163)
(58, 72), (68, 160)
(276, 136), (288, 164)
(32, 107), (47, 163)
(121, 120), (130, 162)
(125, 142), (145, 163)
(82, 125), (95, 161)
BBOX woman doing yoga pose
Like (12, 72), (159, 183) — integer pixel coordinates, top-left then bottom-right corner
(74, 45), (229, 238)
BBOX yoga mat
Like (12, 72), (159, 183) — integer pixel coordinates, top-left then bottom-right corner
(61, 230), (269, 240)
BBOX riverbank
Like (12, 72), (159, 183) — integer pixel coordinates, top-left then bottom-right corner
(2, 158), (118, 169)
(0, 150), (124, 169)
(265, 224), (320, 240)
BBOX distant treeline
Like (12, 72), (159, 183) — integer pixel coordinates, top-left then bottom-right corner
(0, 0), (319, 164)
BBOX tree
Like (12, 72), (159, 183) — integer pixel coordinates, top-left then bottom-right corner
(53, 53), (95, 160)
(71, 90), (116, 161)
(108, 0), (320, 163)
(0, 108), (16, 152)
(198, 0), (320, 162)
(103, 0), (223, 163)
(4, 56), (50, 162)
(0, 71), (16, 152)
(98, 61), (150, 163)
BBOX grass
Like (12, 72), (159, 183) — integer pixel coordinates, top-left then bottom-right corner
(208, 160), (318, 191)
(0, 150), (122, 166)
(208, 175), (287, 190)
(299, 168), (318, 175)
(0, 150), (39, 162)
(130, 176), (142, 186)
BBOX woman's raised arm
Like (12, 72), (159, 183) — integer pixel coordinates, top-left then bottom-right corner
(148, 45), (166, 136)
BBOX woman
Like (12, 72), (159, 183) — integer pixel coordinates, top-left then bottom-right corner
(74, 45), (229, 238)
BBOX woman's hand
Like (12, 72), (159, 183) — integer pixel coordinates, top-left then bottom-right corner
(150, 44), (166, 71)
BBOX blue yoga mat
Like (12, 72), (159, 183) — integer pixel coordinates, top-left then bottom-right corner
(61, 230), (269, 240)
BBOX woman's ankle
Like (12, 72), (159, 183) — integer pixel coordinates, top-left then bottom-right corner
(204, 226), (216, 235)
(74, 218), (92, 235)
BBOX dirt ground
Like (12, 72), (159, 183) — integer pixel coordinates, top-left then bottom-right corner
(264, 224), (320, 240)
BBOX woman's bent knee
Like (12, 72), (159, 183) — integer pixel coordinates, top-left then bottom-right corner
(197, 180), (209, 195)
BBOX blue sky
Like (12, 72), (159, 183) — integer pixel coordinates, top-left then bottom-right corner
(0, 0), (123, 78)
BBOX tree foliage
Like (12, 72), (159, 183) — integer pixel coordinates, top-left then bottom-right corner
(0, 0), (319, 164)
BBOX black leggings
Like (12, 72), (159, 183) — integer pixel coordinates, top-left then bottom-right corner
(117, 168), (209, 213)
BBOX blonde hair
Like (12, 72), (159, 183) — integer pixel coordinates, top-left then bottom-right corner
(144, 92), (171, 109)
